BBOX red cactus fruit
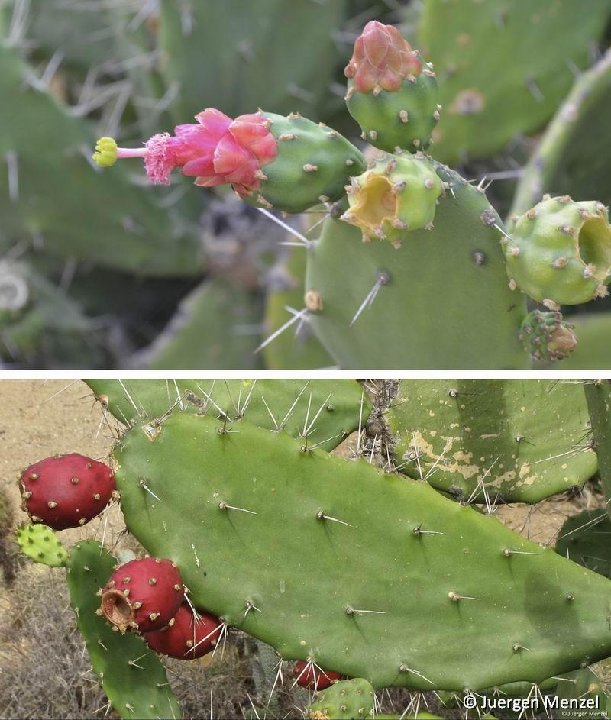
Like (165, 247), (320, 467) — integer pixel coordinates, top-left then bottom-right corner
(19, 453), (116, 530)
(293, 660), (342, 690)
(99, 557), (185, 633)
(143, 603), (223, 659)
(344, 20), (422, 94)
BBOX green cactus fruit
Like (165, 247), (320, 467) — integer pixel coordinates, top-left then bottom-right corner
(505, 196), (611, 307)
(307, 678), (375, 720)
(67, 541), (181, 720)
(556, 509), (611, 579)
(248, 112), (366, 213)
(16, 522), (68, 567)
(340, 150), (443, 244)
(387, 379), (596, 503)
(519, 310), (577, 362)
(114, 413), (611, 690)
(344, 21), (439, 153)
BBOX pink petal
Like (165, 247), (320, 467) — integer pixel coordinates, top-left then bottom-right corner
(230, 114), (277, 164)
(194, 108), (232, 135)
(213, 134), (259, 186)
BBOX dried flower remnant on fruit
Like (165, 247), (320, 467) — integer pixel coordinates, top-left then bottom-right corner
(344, 21), (422, 94)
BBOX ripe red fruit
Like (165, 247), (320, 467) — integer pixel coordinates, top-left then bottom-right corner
(143, 603), (223, 659)
(19, 453), (116, 530)
(100, 557), (184, 633)
(293, 660), (342, 690)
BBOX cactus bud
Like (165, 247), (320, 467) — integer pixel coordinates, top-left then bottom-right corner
(519, 310), (577, 362)
(344, 21), (439, 152)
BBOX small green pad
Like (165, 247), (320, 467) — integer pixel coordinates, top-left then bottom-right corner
(16, 522), (68, 567)
(114, 414), (611, 690)
(86, 378), (369, 452)
(387, 379), (597, 503)
(67, 541), (181, 720)
(307, 678), (375, 719)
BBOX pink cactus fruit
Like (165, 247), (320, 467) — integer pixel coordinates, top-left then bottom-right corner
(344, 20), (422, 94)
(143, 603), (223, 659)
(19, 453), (116, 530)
(293, 660), (343, 690)
(92, 108), (277, 194)
(99, 557), (185, 633)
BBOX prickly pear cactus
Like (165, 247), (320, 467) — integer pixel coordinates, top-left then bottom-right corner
(66, 541), (181, 719)
(584, 380), (611, 517)
(417, 0), (611, 163)
(86, 378), (369, 452)
(113, 412), (611, 691)
(387, 379), (597, 503)
(306, 164), (528, 369)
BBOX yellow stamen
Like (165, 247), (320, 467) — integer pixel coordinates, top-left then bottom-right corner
(92, 137), (118, 167)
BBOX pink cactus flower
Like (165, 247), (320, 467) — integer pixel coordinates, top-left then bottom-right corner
(344, 20), (422, 94)
(93, 108), (277, 195)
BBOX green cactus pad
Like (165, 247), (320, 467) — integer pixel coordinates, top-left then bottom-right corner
(0, 45), (201, 276)
(16, 522), (68, 567)
(340, 150), (443, 243)
(387, 380), (596, 503)
(114, 413), (611, 690)
(306, 163), (527, 369)
(133, 278), (263, 370)
(556, 510), (611, 580)
(263, 247), (334, 370)
(66, 541), (181, 720)
(519, 310), (577, 363)
(247, 113), (365, 214)
(417, 0), (611, 164)
(346, 69), (439, 153)
(86, 378), (369, 452)
(584, 380), (611, 515)
(307, 678), (375, 719)
(505, 196), (611, 306)
(158, 0), (349, 123)
(555, 668), (610, 719)
(511, 49), (611, 216)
